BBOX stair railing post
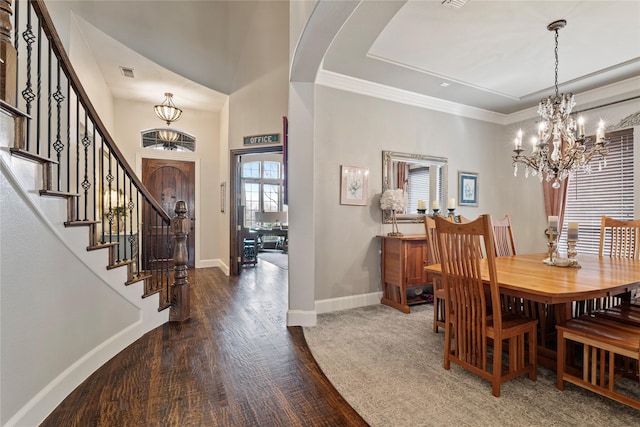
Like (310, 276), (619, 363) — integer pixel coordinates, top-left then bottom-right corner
(169, 200), (190, 321)
(0, 0), (16, 105)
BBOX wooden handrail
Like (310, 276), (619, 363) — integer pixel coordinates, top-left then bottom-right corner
(30, 0), (169, 222)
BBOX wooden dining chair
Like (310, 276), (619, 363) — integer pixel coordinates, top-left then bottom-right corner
(574, 216), (640, 316)
(435, 214), (537, 397)
(599, 216), (640, 260)
(425, 216), (445, 332)
(491, 215), (516, 257)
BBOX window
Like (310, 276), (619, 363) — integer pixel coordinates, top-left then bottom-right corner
(141, 129), (196, 152)
(242, 158), (284, 228)
(559, 129), (634, 254)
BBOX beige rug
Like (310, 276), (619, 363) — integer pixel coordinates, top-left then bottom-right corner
(303, 303), (640, 426)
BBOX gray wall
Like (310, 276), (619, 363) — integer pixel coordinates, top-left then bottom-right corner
(312, 86), (640, 303)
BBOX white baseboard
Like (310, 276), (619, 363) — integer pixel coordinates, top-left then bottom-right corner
(315, 291), (382, 315)
(197, 258), (229, 276)
(4, 318), (163, 427)
(286, 309), (317, 327)
(287, 292), (383, 327)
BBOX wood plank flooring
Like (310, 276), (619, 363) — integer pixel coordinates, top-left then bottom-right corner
(42, 262), (367, 426)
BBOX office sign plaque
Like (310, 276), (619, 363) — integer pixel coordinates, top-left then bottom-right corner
(243, 133), (280, 146)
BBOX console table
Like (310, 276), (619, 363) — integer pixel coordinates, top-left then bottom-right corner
(377, 234), (431, 313)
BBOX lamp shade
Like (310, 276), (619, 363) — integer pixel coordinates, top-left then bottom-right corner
(154, 92), (183, 125)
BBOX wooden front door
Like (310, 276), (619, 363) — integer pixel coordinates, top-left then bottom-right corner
(142, 158), (195, 268)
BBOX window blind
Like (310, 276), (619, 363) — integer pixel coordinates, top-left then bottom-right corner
(559, 129), (634, 255)
(408, 167), (429, 213)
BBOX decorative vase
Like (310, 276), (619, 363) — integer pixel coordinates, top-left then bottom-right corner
(388, 210), (403, 236)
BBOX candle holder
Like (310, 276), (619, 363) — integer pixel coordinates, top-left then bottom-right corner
(417, 209), (426, 215)
(567, 240), (580, 267)
(447, 208), (455, 218)
(544, 240), (558, 265)
(432, 208), (440, 216)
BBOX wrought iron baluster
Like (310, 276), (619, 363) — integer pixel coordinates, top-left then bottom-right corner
(20, 2), (35, 149)
(35, 18), (40, 154)
(65, 79), (70, 194)
(52, 60), (64, 190)
(80, 116), (91, 221)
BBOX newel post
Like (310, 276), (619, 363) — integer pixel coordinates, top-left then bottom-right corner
(170, 200), (190, 322)
(0, 0), (16, 105)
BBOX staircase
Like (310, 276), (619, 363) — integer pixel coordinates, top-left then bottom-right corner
(0, 1), (189, 425)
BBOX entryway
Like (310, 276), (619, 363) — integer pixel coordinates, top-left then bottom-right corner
(229, 145), (286, 275)
(142, 158), (196, 268)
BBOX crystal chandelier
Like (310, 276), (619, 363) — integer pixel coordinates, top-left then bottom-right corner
(154, 92), (183, 125)
(512, 19), (609, 189)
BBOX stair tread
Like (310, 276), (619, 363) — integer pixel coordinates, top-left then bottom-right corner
(126, 273), (152, 286)
(107, 259), (135, 270)
(87, 242), (119, 251)
(10, 148), (58, 164)
(65, 220), (100, 227)
(39, 189), (80, 198)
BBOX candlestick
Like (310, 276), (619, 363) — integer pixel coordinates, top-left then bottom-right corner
(567, 222), (579, 241)
(548, 216), (558, 235)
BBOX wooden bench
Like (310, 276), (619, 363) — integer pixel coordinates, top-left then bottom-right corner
(557, 315), (640, 410)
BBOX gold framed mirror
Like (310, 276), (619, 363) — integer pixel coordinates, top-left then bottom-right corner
(382, 151), (448, 223)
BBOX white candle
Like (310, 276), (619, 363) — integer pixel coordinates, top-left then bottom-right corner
(548, 215), (559, 235)
(537, 122), (544, 141)
(417, 200), (426, 210)
(577, 116), (585, 137)
(448, 198), (455, 209)
(432, 200), (440, 210)
(596, 120), (605, 142)
(567, 222), (579, 241)
(516, 129), (523, 149)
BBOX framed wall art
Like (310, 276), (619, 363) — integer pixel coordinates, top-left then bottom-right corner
(458, 171), (478, 206)
(340, 165), (369, 206)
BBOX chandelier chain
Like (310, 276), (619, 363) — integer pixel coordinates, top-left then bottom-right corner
(554, 28), (559, 98)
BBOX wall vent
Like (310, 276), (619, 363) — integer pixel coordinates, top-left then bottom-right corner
(119, 66), (135, 78)
(441, 0), (468, 9)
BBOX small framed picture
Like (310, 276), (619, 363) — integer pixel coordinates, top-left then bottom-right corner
(340, 165), (369, 206)
(458, 171), (478, 206)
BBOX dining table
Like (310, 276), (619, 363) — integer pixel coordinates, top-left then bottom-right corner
(425, 252), (640, 369)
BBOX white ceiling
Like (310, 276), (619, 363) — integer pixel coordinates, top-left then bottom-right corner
(63, 0), (640, 117)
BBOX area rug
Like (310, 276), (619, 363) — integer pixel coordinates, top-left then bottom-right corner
(258, 251), (288, 269)
(303, 304), (640, 427)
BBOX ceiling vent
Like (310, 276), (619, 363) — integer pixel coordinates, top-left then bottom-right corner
(441, 0), (468, 9)
(119, 66), (135, 78)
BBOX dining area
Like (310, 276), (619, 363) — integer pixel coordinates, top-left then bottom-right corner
(423, 213), (640, 410)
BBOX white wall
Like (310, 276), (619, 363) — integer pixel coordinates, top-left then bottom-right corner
(113, 99), (222, 268)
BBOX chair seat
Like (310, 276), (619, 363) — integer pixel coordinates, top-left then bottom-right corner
(593, 302), (640, 327)
(488, 313), (538, 338)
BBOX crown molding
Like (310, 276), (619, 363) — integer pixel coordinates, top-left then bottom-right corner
(316, 69), (507, 124)
(316, 70), (640, 127)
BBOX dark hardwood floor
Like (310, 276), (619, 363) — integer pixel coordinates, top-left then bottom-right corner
(42, 260), (368, 426)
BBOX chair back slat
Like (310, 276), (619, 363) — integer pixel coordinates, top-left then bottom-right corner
(599, 216), (640, 259)
(435, 215), (499, 358)
(491, 215), (517, 257)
